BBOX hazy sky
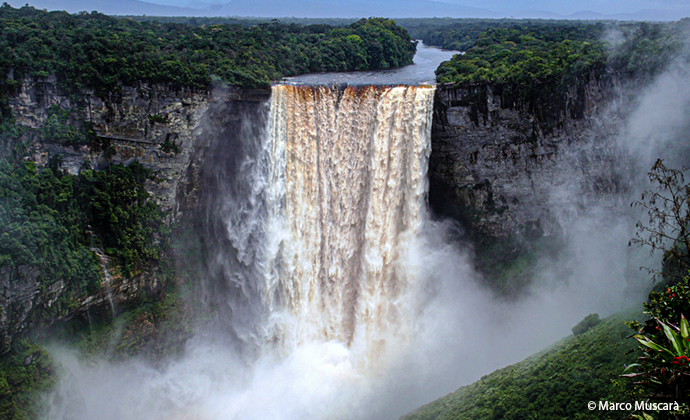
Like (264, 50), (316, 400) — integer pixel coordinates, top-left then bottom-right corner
(18, 0), (690, 19)
(146, 0), (690, 16)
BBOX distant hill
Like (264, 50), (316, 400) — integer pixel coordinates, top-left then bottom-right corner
(11, 0), (200, 16)
(596, 9), (690, 21)
(13, 0), (690, 19)
(402, 309), (644, 420)
(17, 0), (503, 17)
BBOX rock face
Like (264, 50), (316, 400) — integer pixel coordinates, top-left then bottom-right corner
(2, 72), (634, 350)
(0, 265), (41, 353)
(1, 75), (269, 353)
(428, 78), (631, 252)
(12, 75), (210, 218)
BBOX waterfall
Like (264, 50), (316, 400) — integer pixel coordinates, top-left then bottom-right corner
(91, 247), (117, 318)
(229, 84), (435, 365)
(43, 84), (444, 420)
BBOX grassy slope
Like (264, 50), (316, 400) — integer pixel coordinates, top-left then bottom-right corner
(402, 308), (643, 420)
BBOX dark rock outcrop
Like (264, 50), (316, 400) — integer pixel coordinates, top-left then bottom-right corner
(429, 77), (631, 255)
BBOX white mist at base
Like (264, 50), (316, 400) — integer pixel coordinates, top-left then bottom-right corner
(42, 82), (652, 420)
(43, 216), (644, 420)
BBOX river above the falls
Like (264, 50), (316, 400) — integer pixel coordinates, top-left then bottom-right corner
(280, 41), (458, 86)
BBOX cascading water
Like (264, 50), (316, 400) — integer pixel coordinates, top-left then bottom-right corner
(234, 84), (435, 366)
(90, 247), (117, 318)
(44, 83), (446, 420)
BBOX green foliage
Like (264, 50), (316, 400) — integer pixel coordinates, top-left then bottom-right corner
(645, 278), (690, 329)
(0, 157), (101, 300)
(0, 6), (415, 93)
(0, 94), (11, 125)
(406, 19), (605, 53)
(70, 289), (194, 361)
(127, 16), (359, 28)
(417, 20), (613, 131)
(470, 227), (562, 297)
(41, 105), (94, 147)
(433, 22), (606, 91)
(572, 313), (601, 336)
(422, 19), (689, 90)
(147, 113), (169, 125)
(160, 137), (181, 155)
(626, 316), (690, 391)
(624, 277), (690, 418)
(81, 162), (163, 275)
(609, 19), (690, 81)
(0, 340), (55, 420)
(102, 144), (116, 161)
(0, 154), (162, 290)
(625, 158), (690, 418)
(402, 310), (641, 420)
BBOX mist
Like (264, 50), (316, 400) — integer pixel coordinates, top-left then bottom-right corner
(41, 209), (650, 420)
(38, 36), (690, 420)
(622, 71), (690, 170)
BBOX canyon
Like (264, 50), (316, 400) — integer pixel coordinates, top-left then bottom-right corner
(0, 68), (633, 354)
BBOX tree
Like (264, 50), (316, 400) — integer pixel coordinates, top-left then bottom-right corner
(631, 159), (690, 283)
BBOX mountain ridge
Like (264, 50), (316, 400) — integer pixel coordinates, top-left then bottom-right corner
(15, 0), (690, 20)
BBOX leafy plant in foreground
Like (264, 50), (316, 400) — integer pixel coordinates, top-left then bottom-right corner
(626, 158), (690, 418)
(624, 313), (690, 399)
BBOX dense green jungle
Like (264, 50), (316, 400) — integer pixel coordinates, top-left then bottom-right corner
(1, 4), (690, 419)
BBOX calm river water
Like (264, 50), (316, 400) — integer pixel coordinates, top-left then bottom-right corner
(280, 41), (458, 85)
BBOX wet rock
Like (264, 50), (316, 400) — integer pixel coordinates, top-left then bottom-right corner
(429, 79), (631, 248)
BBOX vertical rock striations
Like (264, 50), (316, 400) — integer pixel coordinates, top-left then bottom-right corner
(429, 79), (631, 281)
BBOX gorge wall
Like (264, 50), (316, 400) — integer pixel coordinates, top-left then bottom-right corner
(0, 75), (269, 353)
(1, 73), (631, 352)
(428, 77), (632, 278)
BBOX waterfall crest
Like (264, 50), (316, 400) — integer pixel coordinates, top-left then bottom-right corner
(246, 84), (435, 362)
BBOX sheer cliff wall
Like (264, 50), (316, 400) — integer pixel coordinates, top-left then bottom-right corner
(1, 73), (631, 351)
(429, 78), (631, 261)
(0, 75), (269, 353)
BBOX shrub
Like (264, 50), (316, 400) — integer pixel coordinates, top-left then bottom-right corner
(572, 313), (600, 335)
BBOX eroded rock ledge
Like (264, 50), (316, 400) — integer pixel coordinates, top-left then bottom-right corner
(429, 78), (631, 258)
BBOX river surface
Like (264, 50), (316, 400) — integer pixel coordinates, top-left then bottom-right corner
(281, 41), (458, 86)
